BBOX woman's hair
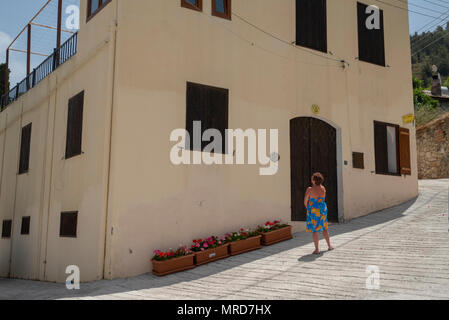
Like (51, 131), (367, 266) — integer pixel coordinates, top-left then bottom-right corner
(312, 172), (324, 186)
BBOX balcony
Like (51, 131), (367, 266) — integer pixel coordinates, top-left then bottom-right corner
(1, 32), (78, 111)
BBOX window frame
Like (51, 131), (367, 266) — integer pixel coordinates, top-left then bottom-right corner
(87, 0), (112, 22)
(181, 0), (203, 12)
(374, 121), (400, 177)
(212, 0), (232, 20)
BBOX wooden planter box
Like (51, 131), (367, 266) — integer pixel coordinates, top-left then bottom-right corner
(261, 226), (293, 246)
(194, 244), (230, 266)
(229, 235), (262, 256)
(152, 254), (195, 276)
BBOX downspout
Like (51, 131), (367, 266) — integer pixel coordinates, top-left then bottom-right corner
(102, 0), (119, 280)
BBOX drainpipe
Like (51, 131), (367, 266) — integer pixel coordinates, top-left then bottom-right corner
(102, 0), (119, 280)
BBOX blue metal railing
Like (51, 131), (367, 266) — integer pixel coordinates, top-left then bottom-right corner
(1, 32), (78, 111)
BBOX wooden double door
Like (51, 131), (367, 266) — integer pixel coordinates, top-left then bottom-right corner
(290, 117), (339, 223)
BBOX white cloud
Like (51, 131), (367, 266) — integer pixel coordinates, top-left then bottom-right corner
(0, 30), (12, 61)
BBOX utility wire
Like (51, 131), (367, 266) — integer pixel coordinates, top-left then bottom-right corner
(412, 30), (449, 56)
(231, 11), (348, 65)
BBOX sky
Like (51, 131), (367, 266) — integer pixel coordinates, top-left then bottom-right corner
(0, 0), (447, 86)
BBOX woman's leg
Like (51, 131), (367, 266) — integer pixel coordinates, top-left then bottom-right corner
(323, 230), (334, 250)
(312, 232), (320, 253)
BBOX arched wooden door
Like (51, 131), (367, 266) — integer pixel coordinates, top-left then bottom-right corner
(290, 117), (338, 222)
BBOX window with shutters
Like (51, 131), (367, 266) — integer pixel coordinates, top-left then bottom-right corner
(21, 217), (30, 235)
(212, 0), (231, 20)
(87, 0), (111, 21)
(2, 220), (12, 238)
(352, 152), (365, 169)
(65, 91), (84, 159)
(357, 2), (386, 66)
(60, 211), (78, 238)
(18, 123), (32, 174)
(374, 121), (411, 176)
(295, 0), (327, 53)
(186, 82), (229, 153)
(374, 121), (399, 175)
(181, 0), (203, 11)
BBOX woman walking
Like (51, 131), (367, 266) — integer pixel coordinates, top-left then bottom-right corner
(304, 172), (334, 254)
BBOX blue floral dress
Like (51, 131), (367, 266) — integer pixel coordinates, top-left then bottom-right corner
(306, 197), (329, 233)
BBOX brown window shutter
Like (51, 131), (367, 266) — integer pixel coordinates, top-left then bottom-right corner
(185, 82), (229, 153)
(374, 121), (388, 174)
(60, 211), (78, 238)
(296, 0), (327, 53)
(21, 216), (30, 235)
(357, 2), (385, 66)
(399, 127), (411, 175)
(65, 91), (84, 159)
(19, 123), (32, 174)
(2, 220), (12, 238)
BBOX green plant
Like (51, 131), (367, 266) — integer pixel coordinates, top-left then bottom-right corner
(413, 77), (439, 109)
(256, 220), (289, 233)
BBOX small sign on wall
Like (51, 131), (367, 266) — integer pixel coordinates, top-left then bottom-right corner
(312, 104), (320, 115)
(402, 114), (414, 125)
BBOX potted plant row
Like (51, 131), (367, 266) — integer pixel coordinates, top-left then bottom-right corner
(257, 220), (293, 246)
(151, 220), (293, 276)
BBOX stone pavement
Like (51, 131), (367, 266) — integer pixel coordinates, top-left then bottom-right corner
(1, 179), (448, 300)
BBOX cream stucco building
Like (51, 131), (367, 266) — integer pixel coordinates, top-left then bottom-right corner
(0, 0), (418, 283)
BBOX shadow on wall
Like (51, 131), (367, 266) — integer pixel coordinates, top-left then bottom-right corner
(0, 196), (422, 300)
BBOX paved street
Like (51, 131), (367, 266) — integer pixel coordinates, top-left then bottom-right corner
(1, 179), (448, 300)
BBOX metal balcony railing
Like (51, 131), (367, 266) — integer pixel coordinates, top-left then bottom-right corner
(1, 32), (78, 111)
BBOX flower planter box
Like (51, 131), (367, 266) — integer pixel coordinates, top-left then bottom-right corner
(194, 244), (230, 266)
(261, 225), (293, 246)
(152, 254), (195, 276)
(229, 235), (262, 256)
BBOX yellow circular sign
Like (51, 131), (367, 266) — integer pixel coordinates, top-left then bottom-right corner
(312, 104), (320, 115)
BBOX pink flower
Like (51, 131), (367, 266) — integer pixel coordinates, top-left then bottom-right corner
(195, 243), (200, 247)
(201, 248), (205, 251)
(203, 243), (209, 248)
(218, 241), (222, 245)
(153, 250), (161, 255)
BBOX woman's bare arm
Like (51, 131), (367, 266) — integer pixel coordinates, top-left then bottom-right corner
(304, 187), (311, 208)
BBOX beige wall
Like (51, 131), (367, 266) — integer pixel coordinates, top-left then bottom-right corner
(0, 0), (115, 282)
(104, 0), (418, 279)
(0, 0), (418, 282)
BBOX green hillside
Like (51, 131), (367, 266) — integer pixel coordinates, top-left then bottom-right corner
(411, 23), (449, 87)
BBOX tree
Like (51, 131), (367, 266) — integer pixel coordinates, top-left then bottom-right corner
(0, 63), (9, 97)
(413, 77), (438, 109)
